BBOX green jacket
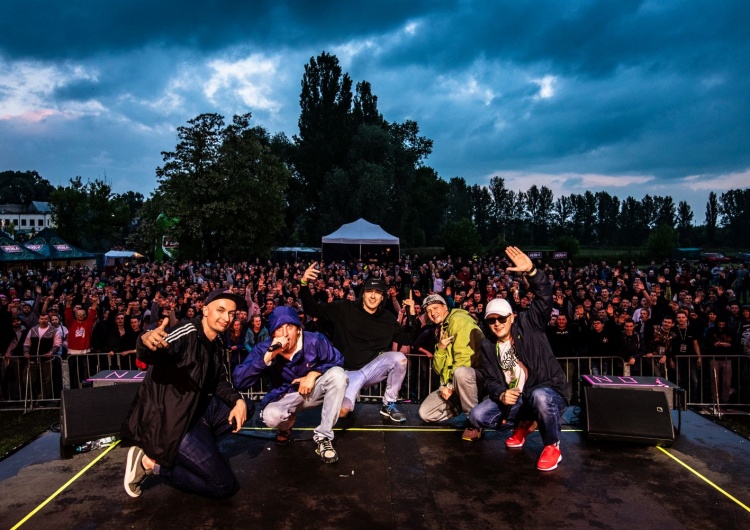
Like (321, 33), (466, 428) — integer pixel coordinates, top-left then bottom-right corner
(433, 309), (484, 385)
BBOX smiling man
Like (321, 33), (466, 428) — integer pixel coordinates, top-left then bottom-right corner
(418, 288), (484, 437)
(122, 288), (250, 498)
(300, 264), (416, 423)
(468, 246), (571, 472)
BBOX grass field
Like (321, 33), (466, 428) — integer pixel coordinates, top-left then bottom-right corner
(0, 409), (59, 459)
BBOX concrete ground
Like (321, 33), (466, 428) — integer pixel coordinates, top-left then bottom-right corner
(1, 404), (749, 529)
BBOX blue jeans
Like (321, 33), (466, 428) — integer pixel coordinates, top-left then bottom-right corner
(158, 396), (254, 498)
(469, 386), (567, 446)
(342, 351), (407, 411)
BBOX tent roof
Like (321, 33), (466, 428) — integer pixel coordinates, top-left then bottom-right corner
(23, 228), (95, 260)
(321, 218), (399, 245)
(0, 234), (45, 262)
(105, 250), (145, 259)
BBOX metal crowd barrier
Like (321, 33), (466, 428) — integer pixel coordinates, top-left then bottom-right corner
(0, 352), (142, 412)
(4, 352), (747, 413)
(557, 354), (750, 408)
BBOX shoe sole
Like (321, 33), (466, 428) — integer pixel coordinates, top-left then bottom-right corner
(379, 410), (407, 423)
(124, 446), (143, 498)
(505, 440), (525, 448)
(537, 454), (562, 472)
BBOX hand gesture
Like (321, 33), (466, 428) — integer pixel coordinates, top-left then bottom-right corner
(302, 262), (320, 284)
(505, 246), (533, 274)
(402, 290), (416, 315)
(142, 319), (169, 351)
(438, 327), (454, 350)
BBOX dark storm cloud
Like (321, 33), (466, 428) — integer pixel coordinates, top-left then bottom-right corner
(0, 1), (445, 59)
(0, 0), (748, 214)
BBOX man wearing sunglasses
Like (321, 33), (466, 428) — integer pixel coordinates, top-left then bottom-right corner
(468, 246), (571, 472)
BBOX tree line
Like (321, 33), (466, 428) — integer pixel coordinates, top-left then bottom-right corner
(2, 52), (749, 259)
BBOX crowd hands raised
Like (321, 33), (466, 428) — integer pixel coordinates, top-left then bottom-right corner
(2, 250), (750, 496)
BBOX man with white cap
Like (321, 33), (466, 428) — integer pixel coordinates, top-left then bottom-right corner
(122, 288), (250, 498)
(233, 306), (347, 464)
(418, 289), (484, 438)
(468, 246), (571, 472)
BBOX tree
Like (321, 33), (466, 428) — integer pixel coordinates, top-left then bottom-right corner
(676, 201), (694, 245)
(489, 177), (515, 241)
(446, 177), (473, 221)
(705, 191), (719, 244)
(126, 195), (166, 255)
(595, 192), (620, 245)
(524, 185), (554, 246)
(618, 196), (648, 246)
(293, 52), (354, 241)
(719, 188), (750, 244)
(410, 167), (450, 246)
(439, 218), (481, 257)
(0, 170), (55, 204)
(50, 177), (131, 251)
(653, 196), (676, 229)
(644, 224), (679, 260)
(469, 184), (493, 244)
(156, 113), (290, 259)
(551, 195), (573, 240)
(571, 192), (596, 241)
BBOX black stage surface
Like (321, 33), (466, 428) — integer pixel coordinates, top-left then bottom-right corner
(2, 404), (749, 529)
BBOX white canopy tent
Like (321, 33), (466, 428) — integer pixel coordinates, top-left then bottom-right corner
(321, 218), (399, 262)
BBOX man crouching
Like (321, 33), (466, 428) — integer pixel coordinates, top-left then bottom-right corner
(233, 306), (347, 464)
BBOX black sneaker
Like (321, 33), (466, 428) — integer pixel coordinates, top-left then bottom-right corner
(124, 446), (152, 498)
(380, 402), (406, 423)
(315, 438), (338, 464)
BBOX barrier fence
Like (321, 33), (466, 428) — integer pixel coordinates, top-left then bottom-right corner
(2, 352), (748, 412)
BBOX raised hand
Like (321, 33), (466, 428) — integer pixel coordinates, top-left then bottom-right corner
(504, 246), (533, 274)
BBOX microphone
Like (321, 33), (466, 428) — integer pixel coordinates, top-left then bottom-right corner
(267, 342), (282, 353)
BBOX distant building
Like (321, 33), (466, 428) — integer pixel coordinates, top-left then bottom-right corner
(0, 202), (55, 235)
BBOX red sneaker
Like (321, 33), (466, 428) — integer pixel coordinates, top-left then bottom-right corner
(505, 420), (537, 448)
(537, 444), (562, 471)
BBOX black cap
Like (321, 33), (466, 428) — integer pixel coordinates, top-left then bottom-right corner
(205, 289), (247, 311)
(363, 275), (386, 293)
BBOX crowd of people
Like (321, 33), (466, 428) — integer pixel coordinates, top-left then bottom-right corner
(1, 249), (749, 496)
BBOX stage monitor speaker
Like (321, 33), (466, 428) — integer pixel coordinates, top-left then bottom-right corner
(60, 383), (140, 447)
(583, 386), (675, 446)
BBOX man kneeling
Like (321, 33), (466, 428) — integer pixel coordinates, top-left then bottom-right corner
(468, 246), (570, 472)
(233, 306), (347, 464)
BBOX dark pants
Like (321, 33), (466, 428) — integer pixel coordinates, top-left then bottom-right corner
(158, 397), (254, 498)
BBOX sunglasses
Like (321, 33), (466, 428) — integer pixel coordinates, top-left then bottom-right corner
(485, 315), (510, 325)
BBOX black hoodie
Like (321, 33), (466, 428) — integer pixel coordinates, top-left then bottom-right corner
(300, 285), (413, 370)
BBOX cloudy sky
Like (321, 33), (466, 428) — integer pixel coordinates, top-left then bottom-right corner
(1, 0), (748, 217)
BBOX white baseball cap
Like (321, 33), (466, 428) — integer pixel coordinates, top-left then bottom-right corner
(485, 298), (513, 317)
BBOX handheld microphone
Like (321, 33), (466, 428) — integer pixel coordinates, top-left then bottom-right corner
(267, 342), (282, 353)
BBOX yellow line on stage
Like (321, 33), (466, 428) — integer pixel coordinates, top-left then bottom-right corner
(657, 446), (750, 513)
(11, 440), (121, 530)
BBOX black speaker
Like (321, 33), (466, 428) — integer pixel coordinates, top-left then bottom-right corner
(60, 382), (141, 447)
(583, 386), (675, 446)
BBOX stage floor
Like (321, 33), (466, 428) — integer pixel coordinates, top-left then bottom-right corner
(1, 404), (749, 529)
